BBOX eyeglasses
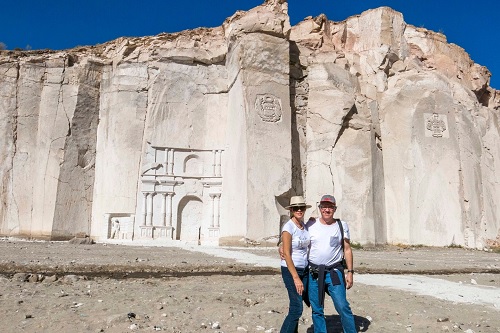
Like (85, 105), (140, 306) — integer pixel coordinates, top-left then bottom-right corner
(291, 206), (306, 212)
(320, 205), (337, 210)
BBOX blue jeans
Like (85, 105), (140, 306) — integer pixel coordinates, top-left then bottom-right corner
(280, 266), (308, 333)
(308, 269), (356, 333)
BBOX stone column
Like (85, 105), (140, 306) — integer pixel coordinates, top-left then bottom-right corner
(224, 17), (292, 239)
(141, 193), (148, 226)
(212, 150), (217, 176)
(146, 192), (154, 226)
(210, 194), (216, 228)
(166, 192), (173, 227)
(210, 193), (221, 228)
(213, 193), (221, 228)
(215, 150), (222, 177)
(167, 149), (174, 175)
(161, 193), (167, 226)
(163, 148), (169, 175)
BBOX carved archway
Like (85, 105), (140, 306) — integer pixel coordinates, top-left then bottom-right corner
(183, 154), (202, 175)
(176, 195), (203, 241)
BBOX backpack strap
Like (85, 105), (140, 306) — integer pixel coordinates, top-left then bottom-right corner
(336, 218), (346, 268)
(336, 218), (344, 252)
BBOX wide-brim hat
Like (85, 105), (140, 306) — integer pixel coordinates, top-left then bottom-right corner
(285, 196), (312, 209)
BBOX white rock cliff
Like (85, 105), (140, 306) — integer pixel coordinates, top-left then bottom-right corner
(0, 0), (499, 248)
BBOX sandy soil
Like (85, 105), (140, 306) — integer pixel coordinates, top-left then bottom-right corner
(0, 239), (499, 333)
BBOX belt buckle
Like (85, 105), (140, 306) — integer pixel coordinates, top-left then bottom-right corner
(309, 266), (319, 279)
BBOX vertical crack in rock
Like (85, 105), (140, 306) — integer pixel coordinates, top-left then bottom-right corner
(12, 63), (20, 158)
(61, 62), (72, 138)
(40, 68), (51, 199)
(7, 62), (22, 232)
(289, 40), (306, 195)
(455, 111), (471, 247)
(1, 63), (19, 232)
(328, 146), (335, 191)
(375, 132), (382, 151)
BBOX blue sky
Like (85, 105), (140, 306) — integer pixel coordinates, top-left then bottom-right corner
(1, 0), (498, 88)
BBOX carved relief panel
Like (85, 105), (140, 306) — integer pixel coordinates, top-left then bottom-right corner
(424, 113), (449, 138)
(255, 94), (282, 122)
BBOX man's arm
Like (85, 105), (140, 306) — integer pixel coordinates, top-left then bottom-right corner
(278, 242), (285, 259)
(343, 238), (354, 289)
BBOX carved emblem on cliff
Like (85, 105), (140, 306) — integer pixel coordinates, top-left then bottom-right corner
(425, 113), (448, 138)
(255, 94), (282, 122)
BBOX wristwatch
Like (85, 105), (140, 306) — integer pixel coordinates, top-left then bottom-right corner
(347, 269), (354, 273)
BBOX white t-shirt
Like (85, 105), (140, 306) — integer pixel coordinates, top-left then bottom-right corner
(306, 218), (350, 266)
(280, 219), (311, 269)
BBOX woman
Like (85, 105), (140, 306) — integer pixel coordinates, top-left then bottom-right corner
(280, 196), (311, 333)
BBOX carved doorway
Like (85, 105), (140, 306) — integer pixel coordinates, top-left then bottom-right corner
(176, 196), (203, 242)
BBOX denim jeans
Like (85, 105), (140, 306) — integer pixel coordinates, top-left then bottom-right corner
(280, 266), (308, 333)
(308, 269), (356, 333)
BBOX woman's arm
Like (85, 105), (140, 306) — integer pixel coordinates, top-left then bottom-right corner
(282, 231), (304, 295)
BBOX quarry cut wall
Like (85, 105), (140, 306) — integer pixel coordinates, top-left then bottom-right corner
(1, 0), (499, 248)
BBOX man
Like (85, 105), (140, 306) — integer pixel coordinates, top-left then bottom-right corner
(306, 194), (356, 333)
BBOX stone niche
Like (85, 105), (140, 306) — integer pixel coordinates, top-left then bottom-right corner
(136, 144), (223, 244)
(104, 213), (135, 240)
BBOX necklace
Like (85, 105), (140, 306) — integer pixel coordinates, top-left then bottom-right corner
(293, 217), (304, 230)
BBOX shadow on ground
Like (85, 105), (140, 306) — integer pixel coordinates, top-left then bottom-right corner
(305, 314), (370, 332)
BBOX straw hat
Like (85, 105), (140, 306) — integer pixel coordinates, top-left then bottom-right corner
(285, 196), (312, 209)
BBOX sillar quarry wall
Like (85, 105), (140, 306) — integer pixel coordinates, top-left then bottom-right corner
(1, 0), (499, 248)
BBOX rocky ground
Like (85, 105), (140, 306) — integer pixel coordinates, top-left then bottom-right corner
(0, 239), (499, 333)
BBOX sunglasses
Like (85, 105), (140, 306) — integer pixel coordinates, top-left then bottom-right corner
(291, 206), (307, 212)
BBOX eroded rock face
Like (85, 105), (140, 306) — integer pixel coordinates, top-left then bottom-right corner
(0, 1), (498, 248)
(292, 6), (500, 249)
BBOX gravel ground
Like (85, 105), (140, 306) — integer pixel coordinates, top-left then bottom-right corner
(0, 238), (499, 333)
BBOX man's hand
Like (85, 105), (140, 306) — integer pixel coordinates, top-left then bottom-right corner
(278, 243), (285, 260)
(345, 271), (353, 289)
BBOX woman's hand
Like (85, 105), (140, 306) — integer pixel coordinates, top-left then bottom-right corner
(293, 276), (304, 295)
(282, 231), (303, 295)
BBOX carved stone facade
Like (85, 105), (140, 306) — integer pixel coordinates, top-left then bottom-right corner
(134, 145), (223, 244)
